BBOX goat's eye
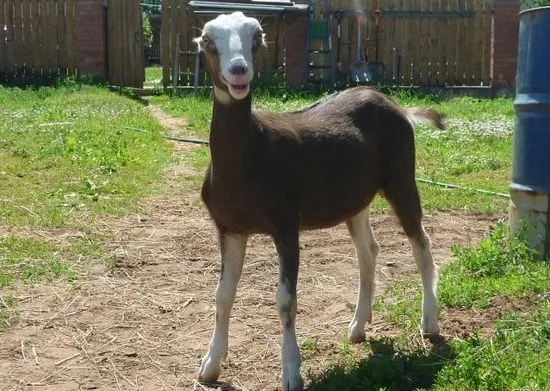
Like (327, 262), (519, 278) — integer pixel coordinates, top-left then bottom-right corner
(201, 36), (210, 46)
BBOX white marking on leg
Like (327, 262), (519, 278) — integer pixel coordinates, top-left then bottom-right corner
(346, 208), (379, 343)
(277, 280), (303, 391)
(409, 226), (439, 335)
(198, 233), (247, 383)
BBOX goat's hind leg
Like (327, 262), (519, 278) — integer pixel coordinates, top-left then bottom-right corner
(198, 232), (248, 383)
(386, 181), (439, 335)
(346, 207), (380, 343)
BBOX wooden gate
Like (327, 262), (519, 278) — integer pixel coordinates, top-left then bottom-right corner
(107, 0), (145, 87)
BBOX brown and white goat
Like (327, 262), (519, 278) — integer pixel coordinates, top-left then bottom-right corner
(195, 12), (443, 391)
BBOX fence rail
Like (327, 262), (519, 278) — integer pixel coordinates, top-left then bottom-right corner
(0, 0), (77, 83)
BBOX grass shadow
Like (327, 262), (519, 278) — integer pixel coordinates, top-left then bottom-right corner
(308, 335), (455, 391)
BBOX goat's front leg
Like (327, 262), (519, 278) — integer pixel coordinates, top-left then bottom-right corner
(198, 232), (248, 384)
(273, 229), (303, 391)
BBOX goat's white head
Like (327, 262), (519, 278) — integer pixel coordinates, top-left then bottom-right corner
(195, 12), (265, 103)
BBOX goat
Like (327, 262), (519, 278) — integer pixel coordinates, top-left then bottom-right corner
(194, 12), (443, 391)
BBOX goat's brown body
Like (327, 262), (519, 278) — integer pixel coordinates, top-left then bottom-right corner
(202, 86), (419, 235)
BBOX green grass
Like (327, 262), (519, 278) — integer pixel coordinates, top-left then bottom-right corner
(0, 84), (172, 227)
(439, 223), (550, 308)
(0, 236), (77, 288)
(144, 66), (163, 88)
(309, 224), (549, 390)
(0, 234), (103, 329)
(433, 304), (550, 391)
(151, 90), (513, 213)
(375, 223), (549, 333)
(0, 83), (172, 296)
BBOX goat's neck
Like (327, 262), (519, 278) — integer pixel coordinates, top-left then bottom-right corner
(209, 94), (254, 182)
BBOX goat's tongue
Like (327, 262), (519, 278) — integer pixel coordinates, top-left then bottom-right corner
(231, 84), (247, 91)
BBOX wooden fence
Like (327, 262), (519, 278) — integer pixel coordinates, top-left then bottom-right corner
(317, 0), (492, 86)
(162, 0), (492, 87)
(0, 0), (144, 87)
(0, 0), (77, 83)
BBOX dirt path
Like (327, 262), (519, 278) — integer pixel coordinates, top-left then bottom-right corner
(0, 104), (504, 391)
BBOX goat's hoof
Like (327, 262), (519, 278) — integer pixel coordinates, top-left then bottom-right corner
(198, 355), (222, 384)
(422, 319), (440, 336)
(348, 321), (366, 343)
(283, 374), (304, 391)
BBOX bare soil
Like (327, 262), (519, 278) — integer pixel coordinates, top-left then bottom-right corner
(0, 105), (508, 391)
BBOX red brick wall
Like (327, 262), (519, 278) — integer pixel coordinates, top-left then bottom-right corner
(75, 0), (106, 78)
(284, 11), (308, 87)
(490, 0), (520, 89)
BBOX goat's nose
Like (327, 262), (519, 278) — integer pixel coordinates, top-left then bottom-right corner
(229, 63), (248, 76)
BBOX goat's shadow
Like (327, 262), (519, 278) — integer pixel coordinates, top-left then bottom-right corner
(199, 381), (240, 391)
(307, 335), (455, 391)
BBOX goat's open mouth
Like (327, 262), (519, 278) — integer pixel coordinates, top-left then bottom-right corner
(222, 76), (250, 99)
(230, 84), (248, 92)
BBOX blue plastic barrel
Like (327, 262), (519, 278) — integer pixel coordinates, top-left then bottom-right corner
(512, 7), (550, 191)
(509, 6), (550, 258)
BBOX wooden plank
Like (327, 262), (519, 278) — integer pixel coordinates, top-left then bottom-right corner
(403, 0), (414, 84)
(28, 0), (38, 72)
(128, 2), (136, 86)
(469, 0), (478, 84)
(169, 0), (179, 86)
(340, 0), (352, 83)
(481, 0), (491, 85)
(123, 1), (131, 86)
(385, 0), (398, 82)
(0, 0), (7, 72)
(427, 0), (439, 85)
(122, 0), (129, 86)
(5, 0), (15, 72)
(13, 0), (22, 70)
(445, 0), (457, 85)
(394, 0), (404, 83)
(21, 0), (31, 71)
(453, 0), (467, 86)
(32, 0), (42, 74)
(419, 0), (430, 85)
(40, 0), (51, 74)
(107, 0), (117, 84)
(56, 0), (68, 73)
(66, 0), (76, 72)
(161, 0), (171, 87)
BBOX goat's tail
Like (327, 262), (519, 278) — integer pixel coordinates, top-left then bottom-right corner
(405, 108), (446, 130)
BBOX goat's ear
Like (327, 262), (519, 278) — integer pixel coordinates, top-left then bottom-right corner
(193, 36), (204, 51)
(253, 30), (267, 51)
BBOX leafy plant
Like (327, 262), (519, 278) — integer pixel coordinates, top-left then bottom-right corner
(143, 12), (153, 46)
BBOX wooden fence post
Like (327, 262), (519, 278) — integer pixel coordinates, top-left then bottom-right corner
(489, 0), (520, 91)
(75, 0), (107, 79)
(284, 10), (309, 87)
